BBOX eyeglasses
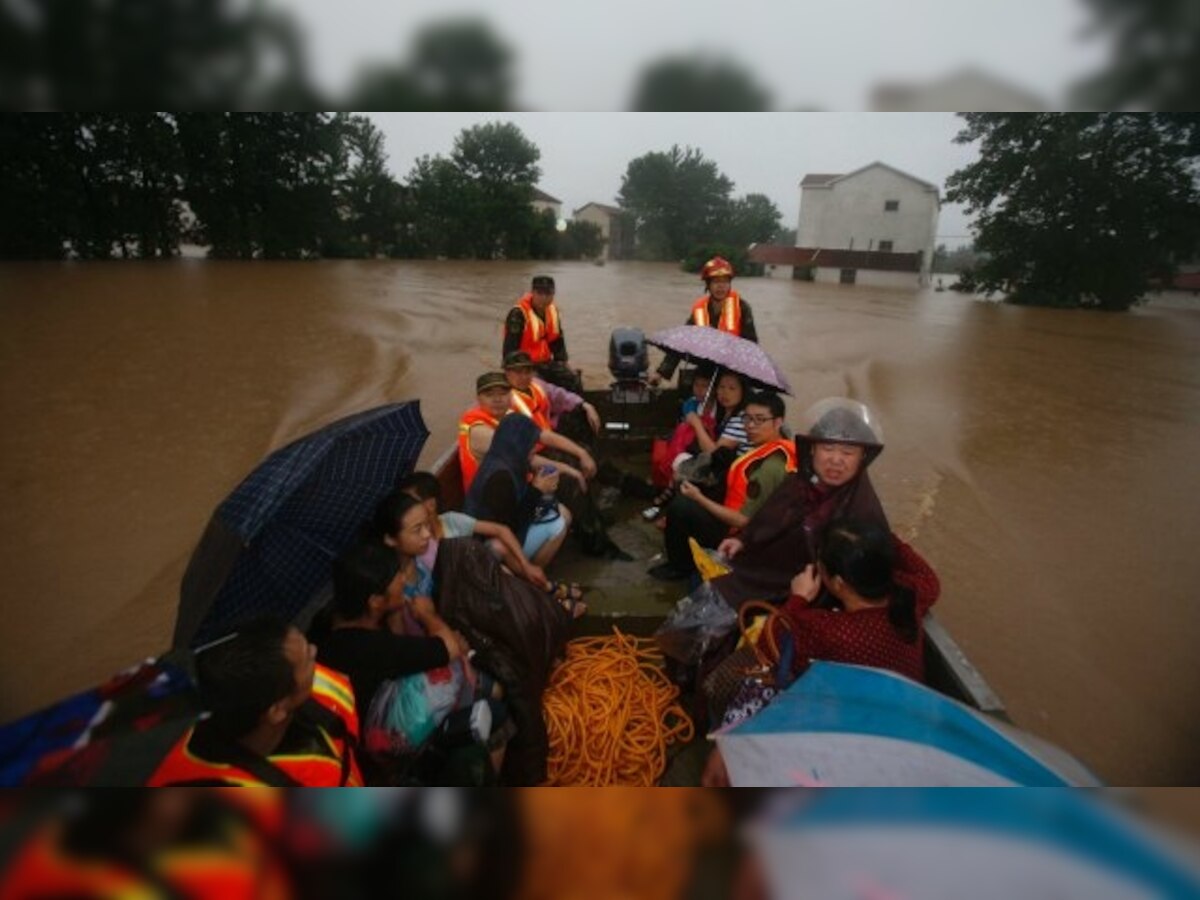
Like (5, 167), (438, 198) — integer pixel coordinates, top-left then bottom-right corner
(743, 414), (778, 426)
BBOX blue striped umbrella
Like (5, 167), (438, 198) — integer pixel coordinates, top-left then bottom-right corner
(174, 402), (429, 648)
(714, 661), (1100, 786)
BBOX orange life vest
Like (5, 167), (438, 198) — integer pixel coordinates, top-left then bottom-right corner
(509, 381), (552, 432)
(723, 439), (797, 513)
(0, 818), (291, 900)
(690, 290), (744, 335)
(457, 406), (502, 492)
(147, 664), (363, 788)
(511, 294), (562, 363)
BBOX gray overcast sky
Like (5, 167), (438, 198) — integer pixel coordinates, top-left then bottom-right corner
(291, 0), (1107, 110)
(369, 113), (983, 248)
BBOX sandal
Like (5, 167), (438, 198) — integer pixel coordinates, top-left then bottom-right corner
(549, 581), (588, 619)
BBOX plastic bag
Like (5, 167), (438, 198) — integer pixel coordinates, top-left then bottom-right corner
(364, 660), (467, 757)
(653, 581), (738, 665)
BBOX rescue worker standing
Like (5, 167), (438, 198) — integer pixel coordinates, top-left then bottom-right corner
(650, 256), (759, 385)
(503, 275), (582, 392)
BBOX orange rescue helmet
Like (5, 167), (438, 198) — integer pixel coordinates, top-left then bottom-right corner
(700, 256), (734, 281)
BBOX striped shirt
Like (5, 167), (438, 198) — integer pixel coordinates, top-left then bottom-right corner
(718, 413), (751, 456)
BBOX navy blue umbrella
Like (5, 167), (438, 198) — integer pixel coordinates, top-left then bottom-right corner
(174, 402), (430, 648)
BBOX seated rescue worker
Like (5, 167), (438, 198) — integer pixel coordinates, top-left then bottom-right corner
(502, 274), (582, 392)
(0, 791), (292, 899)
(650, 256), (759, 385)
(504, 349), (601, 435)
(457, 370), (595, 493)
(650, 392), (796, 581)
(148, 617), (362, 786)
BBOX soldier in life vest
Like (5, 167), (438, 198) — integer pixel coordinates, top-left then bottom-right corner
(649, 391), (795, 581)
(459, 366), (596, 494)
(147, 617), (364, 787)
(502, 275), (582, 392)
(650, 256), (759, 385)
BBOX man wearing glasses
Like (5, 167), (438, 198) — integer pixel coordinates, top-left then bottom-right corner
(650, 392), (797, 581)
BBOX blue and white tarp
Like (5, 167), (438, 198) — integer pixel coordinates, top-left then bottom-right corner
(748, 790), (1200, 900)
(714, 661), (1100, 786)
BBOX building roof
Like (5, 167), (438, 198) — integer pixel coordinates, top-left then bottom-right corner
(573, 201), (625, 217)
(870, 67), (1047, 112)
(800, 173), (842, 186)
(800, 161), (939, 198)
(531, 187), (561, 204)
(748, 244), (922, 273)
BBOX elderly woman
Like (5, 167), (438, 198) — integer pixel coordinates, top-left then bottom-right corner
(711, 397), (889, 606)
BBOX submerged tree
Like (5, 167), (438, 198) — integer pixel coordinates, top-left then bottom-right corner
(628, 57), (772, 111)
(617, 145), (734, 260)
(333, 114), (405, 257)
(945, 113), (1200, 310)
(1072, 0), (1200, 111)
(347, 18), (514, 111)
(178, 113), (342, 258)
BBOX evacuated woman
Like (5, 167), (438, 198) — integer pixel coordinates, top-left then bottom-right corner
(702, 517), (940, 786)
(711, 397), (889, 606)
(398, 471), (551, 591)
(650, 371), (752, 511)
(464, 414), (572, 570)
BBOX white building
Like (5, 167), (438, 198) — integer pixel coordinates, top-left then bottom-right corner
(573, 202), (635, 259)
(792, 162), (941, 287)
(531, 187), (562, 219)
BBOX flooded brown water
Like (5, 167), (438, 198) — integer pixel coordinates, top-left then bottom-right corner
(2, 260), (1198, 784)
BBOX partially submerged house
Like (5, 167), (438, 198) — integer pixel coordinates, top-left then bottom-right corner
(751, 162), (941, 287)
(573, 202), (635, 260)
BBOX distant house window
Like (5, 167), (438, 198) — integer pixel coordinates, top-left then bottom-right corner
(878, 240), (894, 252)
(884, 200), (899, 211)
(840, 269), (857, 284)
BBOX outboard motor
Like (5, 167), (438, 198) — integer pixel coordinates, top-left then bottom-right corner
(608, 327), (648, 382)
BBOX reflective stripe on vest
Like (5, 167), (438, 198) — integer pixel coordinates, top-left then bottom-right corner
(513, 294), (561, 363)
(457, 406), (501, 492)
(147, 667), (364, 788)
(690, 291), (743, 335)
(510, 381), (551, 432)
(723, 439), (797, 512)
(312, 663), (359, 741)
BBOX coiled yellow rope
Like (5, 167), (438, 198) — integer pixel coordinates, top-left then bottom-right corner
(542, 629), (694, 786)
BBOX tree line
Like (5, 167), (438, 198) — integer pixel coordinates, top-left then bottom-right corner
(0, 114), (785, 267)
(0, 114), (607, 262)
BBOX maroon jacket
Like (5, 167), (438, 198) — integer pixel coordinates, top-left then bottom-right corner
(768, 536), (940, 683)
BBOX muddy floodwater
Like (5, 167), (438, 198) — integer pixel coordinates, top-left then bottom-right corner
(2, 259), (1198, 784)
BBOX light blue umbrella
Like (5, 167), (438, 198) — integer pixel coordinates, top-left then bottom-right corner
(713, 661), (1100, 786)
(749, 790), (1200, 899)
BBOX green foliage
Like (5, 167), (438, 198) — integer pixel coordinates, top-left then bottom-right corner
(0, 114), (183, 260)
(331, 114), (406, 258)
(177, 113), (343, 259)
(1071, 2), (1200, 111)
(681, 244), (751, 277)
(0, 0), (316, 109)
(558, 220), (605, 260)
(727, 193), (785, 248)
(618, 145), (734, 260)
(945, 113), (1200, 310)
(629, 58), (772, 111)
(347, 18), (514, 111)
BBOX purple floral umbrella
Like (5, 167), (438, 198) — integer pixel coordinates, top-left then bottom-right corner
(646, 325), (792, 394)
